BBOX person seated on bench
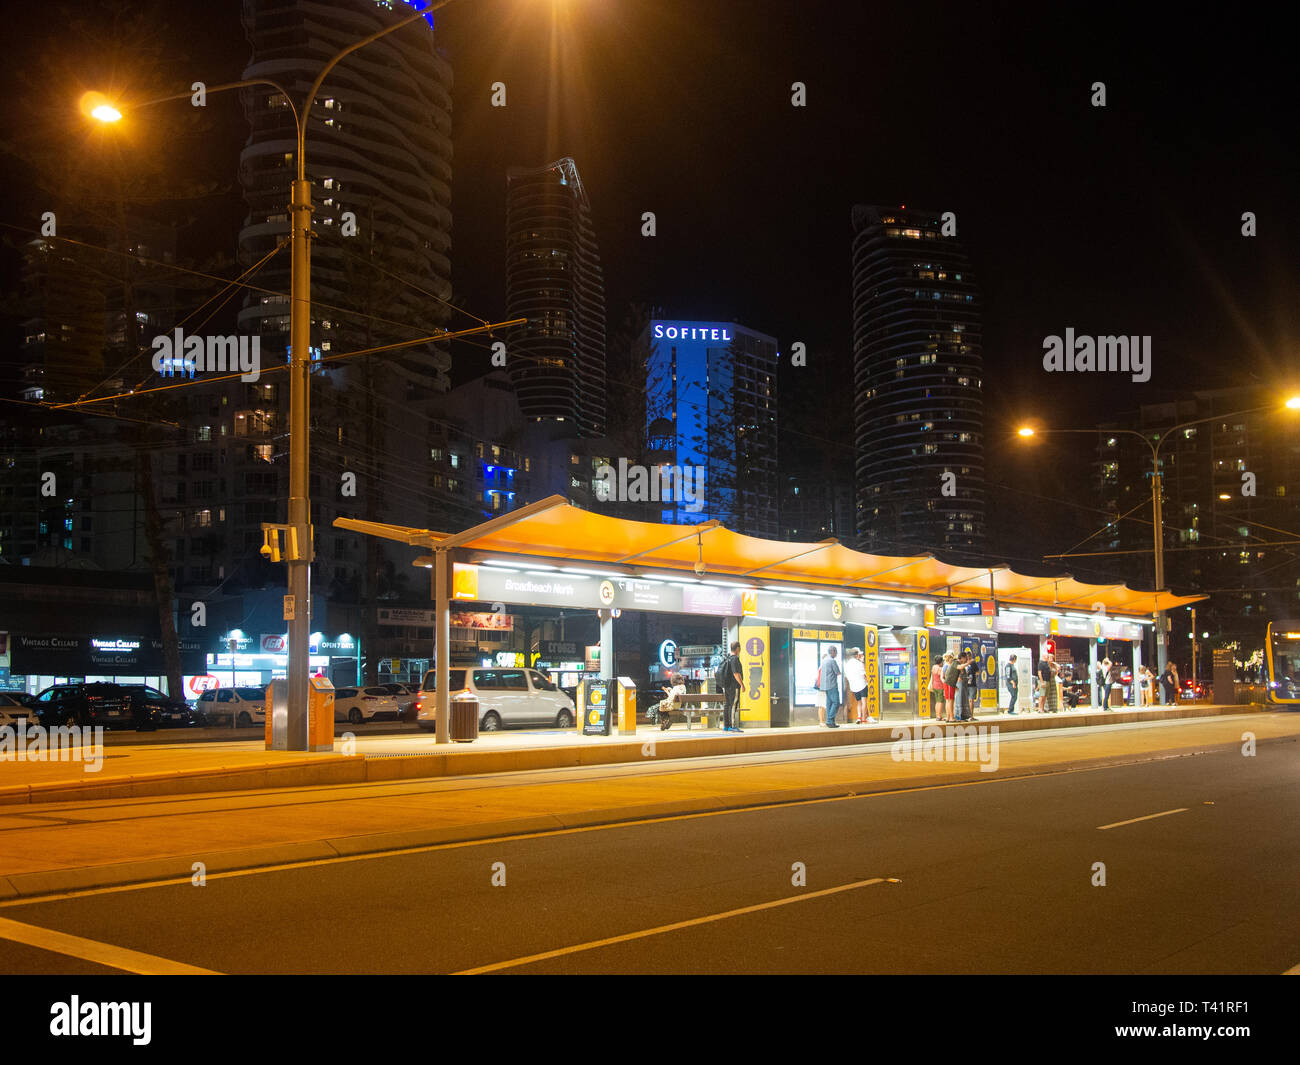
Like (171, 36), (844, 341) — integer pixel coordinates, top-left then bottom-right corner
(658, 673), (687, 730)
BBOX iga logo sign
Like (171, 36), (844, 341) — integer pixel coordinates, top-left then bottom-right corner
(186, 675), (219, 697)
(260, 634), (287, 653)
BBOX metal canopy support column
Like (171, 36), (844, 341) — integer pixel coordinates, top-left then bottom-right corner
(599, 610), (614, 681)
(435, 547), (450, 745)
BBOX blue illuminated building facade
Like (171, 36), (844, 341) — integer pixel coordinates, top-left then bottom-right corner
(644, 318), (780, 537)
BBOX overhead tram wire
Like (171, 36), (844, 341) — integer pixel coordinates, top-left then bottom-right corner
(75, 239), (290, 403)
(45, 319), (526, 411)
(0, 219), (479, 351)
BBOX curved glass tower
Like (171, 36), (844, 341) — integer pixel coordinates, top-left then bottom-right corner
(505, 158), (606, 437)
(851, 205), (985, 554)
(236, 0), (454, 391)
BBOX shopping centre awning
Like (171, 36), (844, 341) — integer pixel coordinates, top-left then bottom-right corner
(335, 495), (1205, 616)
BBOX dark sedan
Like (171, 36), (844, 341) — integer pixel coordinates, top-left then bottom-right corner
(118, 685), (203, 728)
(33, 683), (138, 730)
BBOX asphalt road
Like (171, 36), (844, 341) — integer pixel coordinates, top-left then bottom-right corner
(0, 732), (1295, 975)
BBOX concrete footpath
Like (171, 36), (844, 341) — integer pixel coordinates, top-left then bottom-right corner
(0, 709), (1295, 901)
(0, 702), (1264, 806)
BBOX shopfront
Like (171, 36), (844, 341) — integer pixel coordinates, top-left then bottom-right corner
(197, 630), (359, 697)
(8, 633), (206, 696)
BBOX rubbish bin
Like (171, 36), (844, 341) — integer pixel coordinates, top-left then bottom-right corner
(450, 691), (479, 742)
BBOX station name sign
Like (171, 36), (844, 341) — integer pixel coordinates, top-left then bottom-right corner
(936, 600), (994, 620)
(452, 564), (923, 627)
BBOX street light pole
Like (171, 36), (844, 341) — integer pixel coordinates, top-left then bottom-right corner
(279, 0), (455, 745)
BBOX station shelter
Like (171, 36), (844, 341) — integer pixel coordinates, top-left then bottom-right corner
(336, 496), (1203, 739)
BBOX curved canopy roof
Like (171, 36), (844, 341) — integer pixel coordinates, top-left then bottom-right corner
(335, 495), (1204, 616)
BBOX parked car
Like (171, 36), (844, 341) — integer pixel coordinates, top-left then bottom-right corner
(1181, 678), (1207, 700)
(33, 682), (144, 730)
(195, 686), (267, 728)
(333, 686), (403, 725)
(0, 691), (35, 728)
(377, 682), (419, 715)
(118, 685), (203, 729)
(414, 667), (576, 731)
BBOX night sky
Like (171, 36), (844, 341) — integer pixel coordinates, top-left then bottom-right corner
(2, 0), (1297, 566)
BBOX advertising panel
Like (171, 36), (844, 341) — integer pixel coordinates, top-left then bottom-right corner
(978, 636), (999, 708)
(794, 637), (821, 707)
(582, 678), (611, 736)
(450, 611), (513, 630)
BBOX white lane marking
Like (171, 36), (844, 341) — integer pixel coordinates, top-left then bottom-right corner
(0, 915), (218, 974)
(1097, 807), (1189, 830)
(455, 878), (887, 975)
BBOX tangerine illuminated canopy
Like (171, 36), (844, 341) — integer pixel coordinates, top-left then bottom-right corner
(334, 495), (1204, 616)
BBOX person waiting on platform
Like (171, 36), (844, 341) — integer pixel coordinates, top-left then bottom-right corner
(656, 673), (688, 731)
(843, 647), (873, 724)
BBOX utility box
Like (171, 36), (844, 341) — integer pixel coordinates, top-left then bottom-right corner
(265, 678), (286, 748)
(308, 674), (335, 751)
(616, 677), (637, 735)
(266, 676), (334, 751)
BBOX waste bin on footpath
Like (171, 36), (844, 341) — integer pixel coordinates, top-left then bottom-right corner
(449, 691), (479, 742)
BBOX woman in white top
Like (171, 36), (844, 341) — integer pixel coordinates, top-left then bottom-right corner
(843, 648), (873, 724)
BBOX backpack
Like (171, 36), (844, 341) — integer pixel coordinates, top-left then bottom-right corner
(943, 662), (959, 686)
(714, 654), (734, 690)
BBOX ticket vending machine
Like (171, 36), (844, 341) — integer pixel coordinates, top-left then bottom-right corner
(879, 641), (916, 718)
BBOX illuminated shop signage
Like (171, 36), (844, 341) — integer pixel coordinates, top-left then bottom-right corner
(90, 638), (142, 651)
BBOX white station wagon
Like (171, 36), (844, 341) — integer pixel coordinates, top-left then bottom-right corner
(415, 668), (575, 731)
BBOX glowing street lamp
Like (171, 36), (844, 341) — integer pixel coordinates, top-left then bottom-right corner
(80, 91), (122, 122)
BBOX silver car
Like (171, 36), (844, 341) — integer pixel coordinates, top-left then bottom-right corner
(196, 686), (267, 728)
(415, 667), (576, 731)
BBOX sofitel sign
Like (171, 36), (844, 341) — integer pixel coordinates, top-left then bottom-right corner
(652, 323), (732, 342)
